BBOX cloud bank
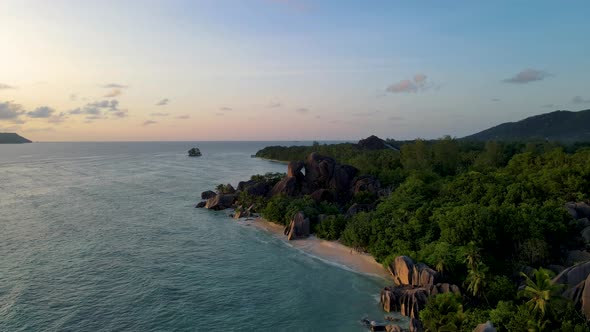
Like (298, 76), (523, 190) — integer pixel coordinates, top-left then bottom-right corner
(156, 98), (169, 106)
(502, 69), (550, 84)
(386, 74), (433, 93)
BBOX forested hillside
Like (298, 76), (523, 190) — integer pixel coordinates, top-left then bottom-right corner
(253, 137), (590, 330)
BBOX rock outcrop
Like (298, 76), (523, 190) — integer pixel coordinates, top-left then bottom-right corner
(388, 256), (439, 288)
(380, 283), (460, 318)
(409, 318), (423, 332)
(553, 260), (590, 319)
(381, 285), (429, 319)
(285, 211), (310, 240)
(310, 189), (334, 203)
(381, 256), (459, 321)
(195, 201), (206, 208)
(358, 135), (387, 150)
(204, 194), (236, 210)
(233, 205), (254, 219)
(566, 201), (590, 220)
(287, 161), (305, 179)
(473, 322), (496, 332)
(352, 175), (381, 196)
(566, 250), (590, 266)
(271, 176), (298, 197)
(201, 190), (216, 200)
(188, 147), (202, 157)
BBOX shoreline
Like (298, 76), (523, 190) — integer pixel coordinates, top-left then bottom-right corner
(246, 217), (391, 280)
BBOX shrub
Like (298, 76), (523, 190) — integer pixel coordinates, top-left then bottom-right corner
(315, 215), (348, 240)
(420, 292), (466, 331)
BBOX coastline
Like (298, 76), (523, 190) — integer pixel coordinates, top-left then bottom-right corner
(254, 156), (290, 164)
(246, 217), (391, 280)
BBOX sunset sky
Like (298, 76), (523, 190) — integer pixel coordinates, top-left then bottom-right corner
(1, 0), (589, 141)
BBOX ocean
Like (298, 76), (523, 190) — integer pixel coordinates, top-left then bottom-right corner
(0, 142), (389, 331)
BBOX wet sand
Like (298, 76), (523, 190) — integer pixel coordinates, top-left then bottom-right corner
(248, 217), (391, 280)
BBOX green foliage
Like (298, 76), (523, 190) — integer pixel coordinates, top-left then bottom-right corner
(252, 138), (590, 329)
(465, 262), (489, 299)
(420, 293), (466, 332)
(261, 195), (291, 225)
(285, 196), (320, 222)
(489, 301), (530, 332)
(518, 268), (564, 319)
(418, 241), (460, 275)
(256, 142), (402, 186)
(340, 212), (373, 251)
(460, 308), (490, 332)
(250, 172), (285, 187)
(486, 275), (516, 306)
(215, 183), (234, 194)
(235, 191), (267, 212)
(314, 215), (347, 240)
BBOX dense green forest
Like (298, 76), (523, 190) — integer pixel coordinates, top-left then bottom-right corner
(249, 138), (590, 331)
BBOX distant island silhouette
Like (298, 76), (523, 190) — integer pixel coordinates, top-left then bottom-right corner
(0, 133), (32, 144)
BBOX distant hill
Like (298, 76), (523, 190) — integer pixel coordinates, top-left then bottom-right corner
(463, 109), (590, 142)
(0, 133), (32, 144)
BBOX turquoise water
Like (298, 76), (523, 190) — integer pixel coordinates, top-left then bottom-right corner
(0, 142), (388, 331)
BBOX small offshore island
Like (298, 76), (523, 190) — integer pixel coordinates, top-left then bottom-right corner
(188, 147), (202, 157)
(0, 133), (32, 144)
(196, 109), (590, 332)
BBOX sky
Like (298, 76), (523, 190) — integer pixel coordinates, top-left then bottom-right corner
(1, 0), (589, 142)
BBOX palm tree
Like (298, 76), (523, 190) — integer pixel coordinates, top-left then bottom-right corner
(519, 268), (564, 318)
(462, 241), (481, 271)
(465, 262), (488, 298)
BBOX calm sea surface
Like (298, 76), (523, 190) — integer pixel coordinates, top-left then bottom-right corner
(0, 142), (388, 331)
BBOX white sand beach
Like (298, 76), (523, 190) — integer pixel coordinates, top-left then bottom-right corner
(249, 217), (391, 280)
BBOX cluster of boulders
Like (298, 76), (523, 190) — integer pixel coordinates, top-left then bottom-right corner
(380, 256), (461, 331)
(272, 152), (383, 210)
(195, 152), (383, 217)
(550, 201), (590, 320)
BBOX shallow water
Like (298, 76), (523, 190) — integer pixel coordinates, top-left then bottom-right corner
(0, 142), (391, 331)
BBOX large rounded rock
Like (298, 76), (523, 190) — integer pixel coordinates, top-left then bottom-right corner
(352, 175), (381, 195)
(565, 250), (590, 267)
(310, 189), (334, 203)
(271, 176), (298, 197)
(304, 153), (336, 190)
(205, 194), (236, 210)
(473, 322), (496, 332)
(409, 318), (423, 332)
(237, 180), (256, 192)
(287, 161), (304, 178)
(285, 211), (310, 240)
(582, 276), (590, 319)
(576, 202), (590, 219)
(201, 190), (216, 200)
(389, 256), (416, 286)
(381, 283), (459, 320)
(329, 164), (358, 192)
(567, 202), (590, 219)
(553, 260), (590, 288)
(358, 135), (387, 150)
(388, 256), (439, 287)
(245, 182), (271, 197)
